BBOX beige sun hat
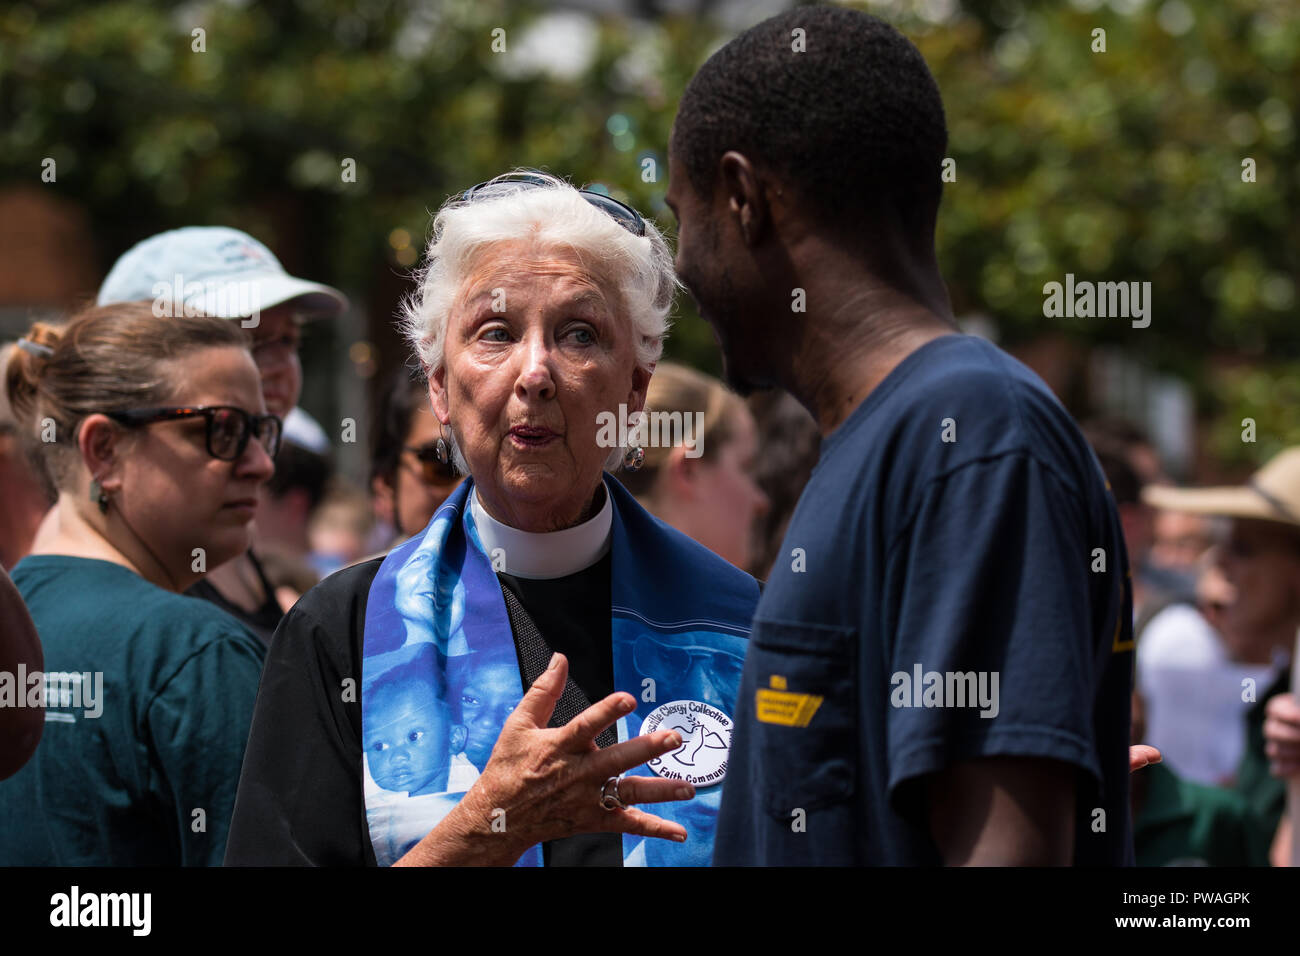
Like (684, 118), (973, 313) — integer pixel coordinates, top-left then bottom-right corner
(1142, 447), (1300, 528)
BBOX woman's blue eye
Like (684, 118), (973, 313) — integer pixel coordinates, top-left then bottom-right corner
(483, 328), (509, 342)
(569, 327), (595, 345)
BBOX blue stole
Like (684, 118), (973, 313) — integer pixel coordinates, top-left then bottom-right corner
(361, 476), (759, 866)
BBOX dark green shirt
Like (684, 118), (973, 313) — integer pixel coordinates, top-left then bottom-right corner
(1233, 667), (1291, 862)
(0, 556), (265, 865)
(1134, 762), (1262, 866)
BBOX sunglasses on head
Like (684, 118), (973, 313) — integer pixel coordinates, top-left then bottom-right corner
(105, 406), (282, 461)
(405, 442), (460, 484)
(459, 171), (647, 237)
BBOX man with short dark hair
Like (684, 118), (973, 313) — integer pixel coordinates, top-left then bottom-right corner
(666, 6), (1136, 865)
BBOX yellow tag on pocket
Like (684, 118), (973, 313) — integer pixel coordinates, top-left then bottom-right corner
(755, 675), (823, 727)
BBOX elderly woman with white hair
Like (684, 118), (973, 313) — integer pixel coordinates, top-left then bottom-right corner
(225, 172), (760, 866)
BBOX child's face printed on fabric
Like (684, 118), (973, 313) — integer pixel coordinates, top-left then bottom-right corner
(366, 685), (465, 795)
(458, 663), (520, 770)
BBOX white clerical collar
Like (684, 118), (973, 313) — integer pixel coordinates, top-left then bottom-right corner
(469, 481), (612, 580)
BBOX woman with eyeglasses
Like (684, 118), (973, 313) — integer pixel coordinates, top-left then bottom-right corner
(0, 303), (277, 865)
(226, 171), (761, 867)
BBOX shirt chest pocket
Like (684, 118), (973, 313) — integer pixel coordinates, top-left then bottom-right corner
(746, 618), (857, 821)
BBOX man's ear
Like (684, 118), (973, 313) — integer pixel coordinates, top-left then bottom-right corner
(450, 723), (468, 756)
(78, 414), (122, 493)
(628, 361), (655, 415)
(718, 151), (769, 247)
(428, 365), (450, 425)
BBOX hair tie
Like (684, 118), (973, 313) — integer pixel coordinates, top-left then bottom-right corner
(16, 337), (54, 359)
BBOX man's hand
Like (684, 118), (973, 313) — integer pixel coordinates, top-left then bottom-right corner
(1129, 745), (1161, 773)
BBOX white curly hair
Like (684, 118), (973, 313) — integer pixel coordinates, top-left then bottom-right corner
(399, 170), (680, 473)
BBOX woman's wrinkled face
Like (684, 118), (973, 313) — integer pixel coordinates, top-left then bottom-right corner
(432, 240), (649, 532)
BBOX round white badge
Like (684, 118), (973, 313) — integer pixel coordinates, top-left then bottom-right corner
(642, 700), (733, 787)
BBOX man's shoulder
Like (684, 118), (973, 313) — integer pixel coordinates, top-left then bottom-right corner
(828, 336), (1077, 468)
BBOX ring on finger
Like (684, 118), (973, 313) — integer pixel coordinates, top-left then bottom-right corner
(600, 775), (627, 811)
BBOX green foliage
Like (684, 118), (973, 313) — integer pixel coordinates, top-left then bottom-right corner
(1208, 362), (1300, 468)
(2, 0), (1296, 391)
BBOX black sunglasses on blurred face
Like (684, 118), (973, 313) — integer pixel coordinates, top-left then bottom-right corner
(404, 442), (460, 485)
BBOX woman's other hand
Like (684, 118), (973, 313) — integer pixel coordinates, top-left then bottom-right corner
(396, 652), (694, 866)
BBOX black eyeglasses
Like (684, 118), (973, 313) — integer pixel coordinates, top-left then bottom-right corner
(105, 406), (283, 461)
(404, 442), (461, 485)
(459, 171), (647, 237)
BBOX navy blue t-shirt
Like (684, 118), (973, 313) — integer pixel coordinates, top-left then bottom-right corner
(713, 334), (1134, 865)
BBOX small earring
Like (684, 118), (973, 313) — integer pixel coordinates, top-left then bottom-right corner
(434, 423), (451, 466)
(622, 445), (645, 472)
(89, 478), (109, 515)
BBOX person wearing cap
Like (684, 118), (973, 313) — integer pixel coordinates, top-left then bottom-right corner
(1142, 447), (1300, 862)
(95, 226), (347, 643)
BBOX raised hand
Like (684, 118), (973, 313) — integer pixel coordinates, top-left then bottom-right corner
(396, 652), (695, 866)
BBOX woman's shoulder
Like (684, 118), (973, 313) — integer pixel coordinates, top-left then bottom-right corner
(13, 554), (266, 668)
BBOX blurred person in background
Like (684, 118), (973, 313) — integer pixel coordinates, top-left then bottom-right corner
(1130, 674), (1261, 866)
(1092, 446), (1243, 785)
(307, 481), (375, 578)
(95, 226), (346, 644)
(0, 305), (274, 864)
(1145, 447), (1300, 863)
(615, 362), (769, 571)
(745, 390), (820, 580)
(368, 367), (464, 550)
(1150, 509), (1217, 592)
(1083, 417), (1188, 610)
(0, 343), (55, 569)
(1083, 415), (1170, 486)
(254, 420), (333, 563)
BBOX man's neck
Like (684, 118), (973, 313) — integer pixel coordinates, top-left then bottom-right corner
(782, 286), (955, 437)
(771, 232), (956, 436)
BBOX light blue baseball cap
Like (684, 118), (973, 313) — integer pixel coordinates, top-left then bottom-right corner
(97, 226), (347, 319)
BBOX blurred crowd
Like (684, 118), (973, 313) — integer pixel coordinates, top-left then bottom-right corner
(0, 223), (1296, 867)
